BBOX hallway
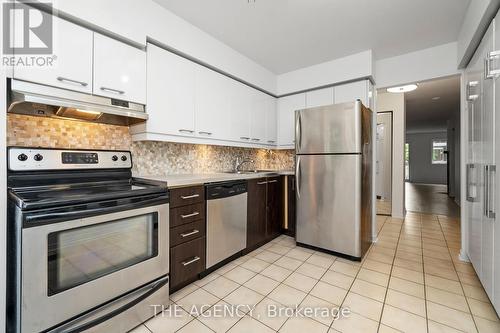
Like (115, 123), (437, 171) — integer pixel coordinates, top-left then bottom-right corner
(405, 183), (460, 218)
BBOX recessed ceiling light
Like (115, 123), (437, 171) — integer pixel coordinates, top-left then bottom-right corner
(432, 96), (441, 100)
(387, 84), (418, 93)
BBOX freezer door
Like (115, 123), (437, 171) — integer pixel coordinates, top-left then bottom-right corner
(296, 154), (362, 257)
(295, 101), (362, 154)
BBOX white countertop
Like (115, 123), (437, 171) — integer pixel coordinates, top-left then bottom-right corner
(134, 170), (294, 188)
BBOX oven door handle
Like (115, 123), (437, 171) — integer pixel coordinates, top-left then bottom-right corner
(47, 275), (169, 333)
(24, 194), (169, 226)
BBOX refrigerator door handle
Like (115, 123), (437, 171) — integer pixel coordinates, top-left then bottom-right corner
(296, 157), (301, 199)
(295, 111), (302, 151)
(484, 165), (489, 216)
(488, 165), (496, 218)
(466, 164), (475, 202)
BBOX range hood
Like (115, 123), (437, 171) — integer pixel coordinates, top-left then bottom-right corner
(8, 80), (148, 126)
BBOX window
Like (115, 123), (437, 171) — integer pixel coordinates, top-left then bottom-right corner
(432, 140), (447, 164)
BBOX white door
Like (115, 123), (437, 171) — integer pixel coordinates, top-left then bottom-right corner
(93, 34), (146, 104)
(250, 90), (267, 144)
(195, 65), (230, 140)
(277, 93), (306, 147)
(13, 16), (93, 94)
(144, 44), (196, 137)
(229, 81), (251, 143)
(305, 87), (334, 108)
(265, 97), (277, 145)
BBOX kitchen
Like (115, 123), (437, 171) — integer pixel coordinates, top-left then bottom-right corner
(1, 1), (500, 333)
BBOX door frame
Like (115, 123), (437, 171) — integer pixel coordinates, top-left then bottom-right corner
(376, 111), (394, 216)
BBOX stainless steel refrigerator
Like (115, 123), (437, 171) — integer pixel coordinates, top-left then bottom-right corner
(295, 100), (373, 260)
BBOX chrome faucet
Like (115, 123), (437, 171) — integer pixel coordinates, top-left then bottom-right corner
(234, 157), (254, 172)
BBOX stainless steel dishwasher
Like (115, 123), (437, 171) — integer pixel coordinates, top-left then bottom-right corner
(206, 181), (248, 268)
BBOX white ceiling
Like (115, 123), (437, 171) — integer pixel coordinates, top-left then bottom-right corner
(403, 76), (461, 133)
(153, 0), (470, 74)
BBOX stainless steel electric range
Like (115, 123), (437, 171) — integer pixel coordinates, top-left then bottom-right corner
(6, 147), (170, 333)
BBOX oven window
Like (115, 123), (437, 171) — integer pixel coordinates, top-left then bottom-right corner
(47, 213), (158, 296)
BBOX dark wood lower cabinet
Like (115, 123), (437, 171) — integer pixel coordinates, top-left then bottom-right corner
(247, 176), (284, 250)
(247, 178), (267, 249)
(170, 237), (206, 289)
(266, 176), (283, 239)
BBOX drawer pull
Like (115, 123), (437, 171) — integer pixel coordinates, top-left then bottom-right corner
(268, 180), (278, 183)
(257, 181), (268, 185)
(180, 194), (200, 200)
(182, 256), (201, 266)
(180, 212), (200, 219)
(100, 86), (125, 95)
(180, 229), (200, 238)
(179, 129), (195, 134)
(57, 76), (88, 87)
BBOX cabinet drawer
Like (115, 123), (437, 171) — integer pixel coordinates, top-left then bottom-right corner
(170, 219), (206, 247)
(170, 203), (205, 228)
(170, 186), (205, 207)
(170, 237), (206, 288)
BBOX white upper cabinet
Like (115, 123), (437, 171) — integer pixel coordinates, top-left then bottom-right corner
(249, 90), (267, 144)
(278, 93), (306, 147)
(143, 44), (196, 136)
(334, 80), (369, 106)
(13, 16), (93, 94)
(93, 33), (146, 104)
(195, 65), (230, 140)
(265, 96), (278, 145)
(229, 82), (252, 143)
(306, 87), (334, 108)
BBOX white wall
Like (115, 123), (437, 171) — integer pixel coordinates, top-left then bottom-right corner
(49, 0), (277, 93)
(457, 0), (500, 68)
(406, 131), (448, 185)
(375, 42), (459, 89)
(377, 92), (406, 218)
(276, 50), (374, 95)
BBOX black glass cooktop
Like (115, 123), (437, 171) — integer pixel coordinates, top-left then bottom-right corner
(9, 179), (168, 210)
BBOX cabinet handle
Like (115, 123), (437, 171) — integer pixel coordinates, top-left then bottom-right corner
(179, 129), (195, 134)
(182, 256), (201, 266)
(199, 131), (213, 136)
(485, 50), (500, 79)
(180, 229), (200, 238)
(100, 86), (125, 95)
(267, 140), (276, 144)
(268, 179), (278, 183)
(57, 76), (88, 87)
(180, 194), (200, 200)
(257, 181), (268, 185)
(251, 138), (261, 142)
(240, 137), (250, 140)
(180, 212), (200, 219)
(466, 81), (479, 102)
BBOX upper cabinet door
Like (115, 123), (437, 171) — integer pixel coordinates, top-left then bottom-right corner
(13, 16), (93, 93)
(145, 44), (196, 136)
(93, 33), (146, 104)
(334, 80), (369, 106)
(250, 90), (267, 144)
(265, 97), (278, 145)
(195, 65), (230, 140)
(278, 93), (306, 147)
(229, 82), (251, 142)
(306, 87), (334, 108)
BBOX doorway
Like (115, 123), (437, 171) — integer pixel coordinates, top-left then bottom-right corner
(376, 112), (393, 216)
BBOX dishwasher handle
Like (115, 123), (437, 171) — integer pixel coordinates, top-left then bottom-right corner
(206, 181), (248, 200)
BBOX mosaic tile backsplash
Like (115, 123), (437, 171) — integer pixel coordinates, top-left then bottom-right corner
(7, 114), (295, 174)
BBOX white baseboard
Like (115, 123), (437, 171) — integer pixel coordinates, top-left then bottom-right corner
(458, 249), (470, 262)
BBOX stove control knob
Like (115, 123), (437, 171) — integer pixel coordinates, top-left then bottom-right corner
(34, 153), (43, 162)
(112, 155), (118, 161)
(121, 155), (128, 162)
(18, 153), (28, 162)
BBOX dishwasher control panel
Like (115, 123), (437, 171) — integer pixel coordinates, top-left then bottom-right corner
(206, 181), (247, 199)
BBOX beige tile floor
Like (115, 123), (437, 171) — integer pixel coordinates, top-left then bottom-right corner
(132, 213), (500, 333)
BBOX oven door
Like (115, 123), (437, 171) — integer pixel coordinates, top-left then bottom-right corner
(21, 202), (169, 333)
